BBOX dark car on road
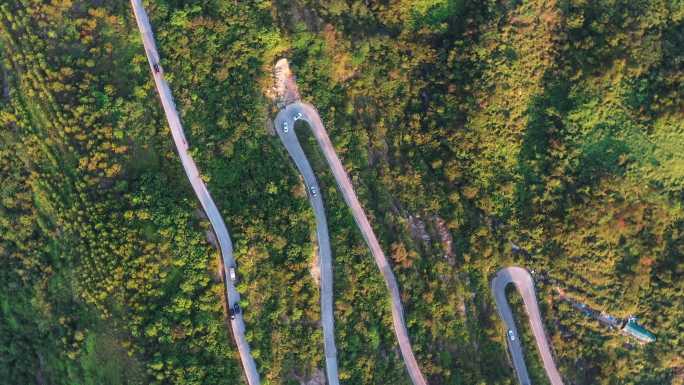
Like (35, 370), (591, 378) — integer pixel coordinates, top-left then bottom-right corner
(153, 63), (160, 73)
(229, 303), (241, 320)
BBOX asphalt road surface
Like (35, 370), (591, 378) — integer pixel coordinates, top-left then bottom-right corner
(491, 267), (564, 385)
(273, 106), (339, 385)
(131, 2), (261, 385)
(275, 102), (428, 385)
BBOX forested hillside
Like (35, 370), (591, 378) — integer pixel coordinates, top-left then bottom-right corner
(1, 1), (682, 385)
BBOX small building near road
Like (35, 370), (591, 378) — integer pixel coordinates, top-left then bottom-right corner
(621, 317), (656, 343)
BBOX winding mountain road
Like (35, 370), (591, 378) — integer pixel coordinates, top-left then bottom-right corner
(274, 102), (428, 385)
(131, 2), (260, 385)
(491, 267), (563, 385)
(274, 105), (339, 385)
(131, 8), (558, 385)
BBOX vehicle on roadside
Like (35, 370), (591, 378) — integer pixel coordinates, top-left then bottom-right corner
(229, 303), (241, 320)
(508, 329), (516, 341)
(229, 266), (237, 282)
(310, 186), (317, 197)
(282, 122), (289, 133)
(153, 63), (160, 73)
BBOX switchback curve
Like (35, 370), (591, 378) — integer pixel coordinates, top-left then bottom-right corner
(491, 266), (563, 385)
(275, 102), (428, 385)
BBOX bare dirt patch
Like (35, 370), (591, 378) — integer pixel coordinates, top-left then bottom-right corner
(309, 248), (321, 287)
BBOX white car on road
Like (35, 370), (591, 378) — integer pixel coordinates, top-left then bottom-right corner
(508, 329), (516, 341)
(282, 122), (289, 133)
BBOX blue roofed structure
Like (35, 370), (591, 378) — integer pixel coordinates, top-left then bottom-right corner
(621, 317), (656, 343)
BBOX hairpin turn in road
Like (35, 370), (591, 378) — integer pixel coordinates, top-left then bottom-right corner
(275, 102), (428, 385)
(491, 267), (564, 385)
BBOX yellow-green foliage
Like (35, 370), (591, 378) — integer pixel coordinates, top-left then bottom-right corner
(1, 0), (682, 384)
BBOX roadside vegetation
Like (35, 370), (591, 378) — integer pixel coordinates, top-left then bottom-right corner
(1, 0), (682, 384)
